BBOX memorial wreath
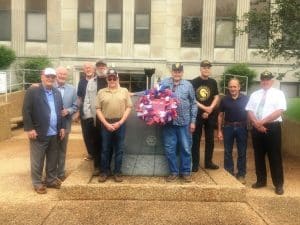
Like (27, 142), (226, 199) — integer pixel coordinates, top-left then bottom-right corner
(136, 85), (179, 125)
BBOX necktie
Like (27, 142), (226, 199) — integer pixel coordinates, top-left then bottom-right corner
(256, 91), (267, 120)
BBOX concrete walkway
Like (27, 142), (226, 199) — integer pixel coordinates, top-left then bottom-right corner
(0, 125), (299, 225)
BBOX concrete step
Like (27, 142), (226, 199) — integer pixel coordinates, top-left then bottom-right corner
(59, 160), (246, 202)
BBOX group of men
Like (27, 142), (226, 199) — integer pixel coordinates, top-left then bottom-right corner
(162, 60), (286, 195)
(23, 59), (286, 196)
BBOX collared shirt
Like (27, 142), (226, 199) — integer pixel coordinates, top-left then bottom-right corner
(95, 87), (133, 119)
(219, 93), (249, 122)
(245, 87), (286, 122)
(44, 88), (58, 136)
(161, 77), (198, 126)
(57, 85), (65, 98)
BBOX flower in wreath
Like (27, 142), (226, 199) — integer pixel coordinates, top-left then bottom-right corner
(136, 85), (179, 125)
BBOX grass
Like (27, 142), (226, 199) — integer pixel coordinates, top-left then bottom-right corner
(285, 98), (300, 122)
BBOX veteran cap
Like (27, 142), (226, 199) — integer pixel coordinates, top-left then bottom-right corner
(172, 63), (183, 72)
(106, 68), (119, 78)
(43, 67), (56, 76)
(200, 60), (212, 67)
(260, 70), (274, 80)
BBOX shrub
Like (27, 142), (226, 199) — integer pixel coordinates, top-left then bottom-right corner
(19, 57), (52, 85)
(0, 45), (16, 69)
(219, 63), (257, 94)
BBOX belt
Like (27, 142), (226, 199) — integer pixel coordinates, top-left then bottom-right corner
(105, 118), (121, 123)
(224, 121), (247, 126)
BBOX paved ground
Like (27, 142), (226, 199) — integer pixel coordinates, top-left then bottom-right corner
(0, 125), (299, 225)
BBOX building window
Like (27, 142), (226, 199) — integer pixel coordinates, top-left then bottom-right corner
(248, 0), (269, 48)
(181, 0), (203, 47)
(26, 0), (47, 41)
(78, 0), (94, 42)
(107, 0), (122, 43)
(0, 0), (11, 41)
(215, 0), (236, 47)
(134, 0), (151, 44)
(119, 73), (146, 92)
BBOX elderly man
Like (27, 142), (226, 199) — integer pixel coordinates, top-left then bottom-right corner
(191, 60), (220, 171)
(56, 67), (78, 181)
(246, 71), (287, 195)
(83, 60), (108, 176)
(161, 63), (198, 182)
(96, 69), (132, 183)
(217, 78), (249, 184)
(77, 62), (96, 163)
(22, 68), (65, 194)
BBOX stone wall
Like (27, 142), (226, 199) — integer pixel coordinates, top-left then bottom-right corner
(0, 91), (25, 141)
(282, 119), (300, 157)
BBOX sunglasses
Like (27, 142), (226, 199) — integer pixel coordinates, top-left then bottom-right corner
(107, 77), (117, 81)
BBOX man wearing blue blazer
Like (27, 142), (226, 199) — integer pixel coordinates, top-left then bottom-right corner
(23, 68), (66, 194)
(56, 66), (78, 181)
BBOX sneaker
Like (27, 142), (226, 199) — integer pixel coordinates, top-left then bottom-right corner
(92, 168), (100, 176)
(34, 185), (47, 194)
(236, 176), (246, 185)
(46, 179), (61, 189)
(58, 175), (66, 182)
(98, 174), (108, 183)
(166, 174), (178, 182)
(182, 175), (192, 183)
(113, 174), (123, 183)
(204, 163), (219, 170)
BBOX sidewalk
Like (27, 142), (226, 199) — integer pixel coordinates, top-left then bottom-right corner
(0, 125), (299, 225)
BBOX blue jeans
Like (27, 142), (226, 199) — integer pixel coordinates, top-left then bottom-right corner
(162, 124), (192, 175)
(223, 125), (248, 177)
(101, 124), (126, 175)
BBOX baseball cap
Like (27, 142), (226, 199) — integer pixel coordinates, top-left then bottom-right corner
(96, 60), (107, 67)
(260, 71), (274, 80)
(43, 67), (56, 76)
(106, 68), (119, 78)
(172, 63), (183, 72)
(200, 60), (212, 67)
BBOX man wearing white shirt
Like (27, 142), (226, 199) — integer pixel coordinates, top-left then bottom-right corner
(246, 71), (287, 195)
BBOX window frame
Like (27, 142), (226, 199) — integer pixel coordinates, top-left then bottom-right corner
(25, 0), (47, 42)
(106, 0), (123, 43)
(134, 0), (151, 44)
(77, 0), (94, 43)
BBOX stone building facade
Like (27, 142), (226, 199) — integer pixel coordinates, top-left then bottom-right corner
(0, 0), (299, 96)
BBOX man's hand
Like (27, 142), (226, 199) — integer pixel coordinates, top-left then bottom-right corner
(217, 130), (223, 142)
(202, 112), (209, 119)
(189, 123), (196, 133)
(61, 109), (69, 117)
(27, 130), (38, 139)
(60, 129), (65, 140)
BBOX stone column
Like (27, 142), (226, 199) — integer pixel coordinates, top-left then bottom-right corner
(122, 0), (134, 57)
(47, 0), (62, 57)
(11, 0), (25, 56)
(235, 0), (249, 62)
(201, 0), (216, 61)
(94, 0), (106, 56)
(61, 0), (77, 56)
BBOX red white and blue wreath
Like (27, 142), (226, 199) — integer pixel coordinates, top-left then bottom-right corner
(136, 85), (179, 125)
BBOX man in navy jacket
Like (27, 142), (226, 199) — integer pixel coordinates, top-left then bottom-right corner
(23, 68), (66, 194)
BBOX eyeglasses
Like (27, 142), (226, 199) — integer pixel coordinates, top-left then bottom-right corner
(107, 77), (117, 81)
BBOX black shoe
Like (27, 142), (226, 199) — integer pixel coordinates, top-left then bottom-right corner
(205, 163), (219, 170)
(251, 182), (267, 189)
(192, 167), (199, 172)
(275, 186), (284, 195)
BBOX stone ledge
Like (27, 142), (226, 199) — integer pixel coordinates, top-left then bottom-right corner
(59, 161), (246, 202)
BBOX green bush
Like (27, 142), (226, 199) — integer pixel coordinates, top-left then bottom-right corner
(0, 45), (16, 69)
(219, 63), (257, 94)
(19, 57), (52, 84)
(285, 98), (300, 122)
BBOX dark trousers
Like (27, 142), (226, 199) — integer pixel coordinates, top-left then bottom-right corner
(251, 122), (284, 187)
(80, 118), (101, 168)
(192, 114), (216, 169)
